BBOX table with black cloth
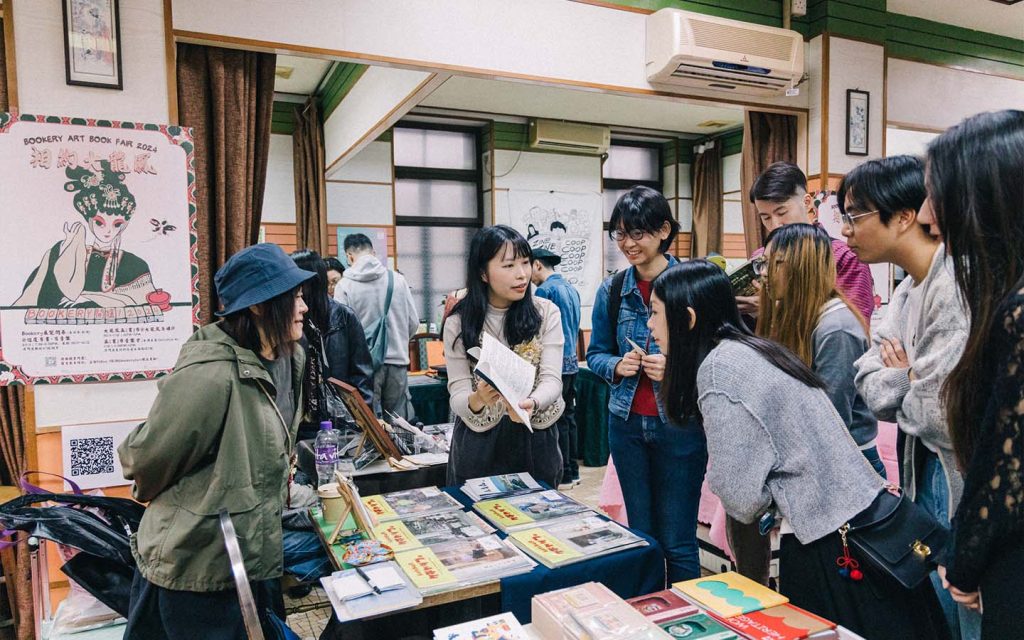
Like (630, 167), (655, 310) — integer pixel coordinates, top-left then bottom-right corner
(406, 368), (612, 468)
(317, 483), (663, 639)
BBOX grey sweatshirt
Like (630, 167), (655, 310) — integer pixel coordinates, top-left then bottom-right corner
(812, 299), (877, 448)
(853, 245), (967, 515)
(698, 339), (886, 544)
(335, 254), (419, 366)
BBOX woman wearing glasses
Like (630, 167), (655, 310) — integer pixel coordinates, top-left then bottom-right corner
(585, 186), (707, 583)
(755, 223), (883, 477)
(839, 155), (976, 640)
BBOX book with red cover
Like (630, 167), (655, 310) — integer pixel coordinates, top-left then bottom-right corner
(627, 590), (699, 623)
(717, 603), (837, 640)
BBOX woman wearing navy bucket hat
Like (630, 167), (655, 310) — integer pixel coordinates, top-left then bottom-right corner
(118, 243), (315, 639)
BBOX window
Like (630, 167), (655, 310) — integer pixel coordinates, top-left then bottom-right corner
(393, 123), (483, 325)
(601, 141), (662, 275)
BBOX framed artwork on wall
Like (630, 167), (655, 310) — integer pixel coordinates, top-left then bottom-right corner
(62, 0), (123, 90)
(846, 89), (869, 156)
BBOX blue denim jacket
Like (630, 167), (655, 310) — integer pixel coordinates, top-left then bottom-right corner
(586, 256), (679, 422)
(535, 274), (581, 374)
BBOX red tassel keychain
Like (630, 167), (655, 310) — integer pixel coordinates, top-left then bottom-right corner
(836, 524), (864, 582)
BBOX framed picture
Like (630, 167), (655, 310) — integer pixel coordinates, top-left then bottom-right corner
(329, 378), (404, 461)
(62, 0), (123, 89)
(846, 89), (870, 156)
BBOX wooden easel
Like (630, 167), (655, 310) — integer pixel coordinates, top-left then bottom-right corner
(326, 471), (377, 545)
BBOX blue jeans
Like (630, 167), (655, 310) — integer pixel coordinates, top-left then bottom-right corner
(609, 412), (707, 584)
(862, 445), (887, 479)
(282, 528), (332, 583)
(915, 451), (981, 640)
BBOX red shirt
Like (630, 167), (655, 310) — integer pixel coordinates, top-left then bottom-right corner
(630, 279), (660, 417)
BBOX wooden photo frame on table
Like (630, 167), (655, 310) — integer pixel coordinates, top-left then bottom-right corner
(328, 378), (403, 461)
(845, 89), (870, 156)
(62, 0), (124, 90)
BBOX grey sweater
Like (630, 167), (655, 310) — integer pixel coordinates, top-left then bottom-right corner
(812, 299), (877, 447)
(853, 245), (967, 515)
(698, 339), (886, 544)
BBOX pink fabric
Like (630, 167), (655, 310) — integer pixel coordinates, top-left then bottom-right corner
(877, 420), (901, 483)
(598, 457), (628, 525)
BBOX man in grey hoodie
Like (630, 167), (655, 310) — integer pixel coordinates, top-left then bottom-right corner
(839, 156), (977, 640)
(335, 234), (420, 421)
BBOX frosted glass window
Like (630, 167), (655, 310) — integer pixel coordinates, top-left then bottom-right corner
(603, 237), (631, 278)
(603, 145), (659, 181)
(397, 226), (477, 326)
(394, 128), (477, 170)
(395, 179), (478, 219)
(602, 188), (631, 223)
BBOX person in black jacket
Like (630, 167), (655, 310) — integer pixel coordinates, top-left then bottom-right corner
(291, 250), (374, 442)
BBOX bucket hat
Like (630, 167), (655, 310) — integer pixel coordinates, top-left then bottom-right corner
(214, 243), (315, 317)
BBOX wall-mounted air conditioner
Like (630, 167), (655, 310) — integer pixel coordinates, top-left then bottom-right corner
(646, 8), (804, 96)
(528, 119), (611, 155)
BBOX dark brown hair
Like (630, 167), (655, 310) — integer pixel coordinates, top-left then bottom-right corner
(220, 286), (301, 359)
(929, 109), (1024, 469)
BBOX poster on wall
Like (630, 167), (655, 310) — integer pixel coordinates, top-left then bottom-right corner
(60, 420), (138, 490)
(0, 113), (198, 385)
(336, 226), (388, 267)
(815, 190), (891, 309)
(506, 190), (603, 306)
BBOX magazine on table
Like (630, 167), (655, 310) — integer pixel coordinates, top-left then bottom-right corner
(372, 510), (495, 552)
(395, 534), (536, 595)
(471, 332), (537, 431)
(460, 471), (543, 502)
(432, 612), (527, 640)
(361, 486), (464, 521)
(509, 515), (647, 569)
(474, 489), (592, 532)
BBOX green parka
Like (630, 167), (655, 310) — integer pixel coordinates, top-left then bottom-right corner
(118, 323), (305, 592)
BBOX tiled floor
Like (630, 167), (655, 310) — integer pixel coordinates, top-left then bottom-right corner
(283, 465), (611, 640)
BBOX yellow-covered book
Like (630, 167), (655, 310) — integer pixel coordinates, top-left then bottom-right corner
(474, 489), (591, 532)
(509, 528), (584, 567)
(475, 499), (535, 530)
(394, 548), (457, 592)
(672, 571), (788, 618)
(361, 495), (398, 521)
(372, 520), (420, 552)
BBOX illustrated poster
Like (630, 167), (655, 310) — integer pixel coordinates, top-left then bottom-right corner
(506, 190), (603, 306)
(0, 113), (198, 384)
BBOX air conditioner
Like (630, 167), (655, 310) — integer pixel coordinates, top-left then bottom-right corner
(646, 8), (804, 96)
(528, 119), (611, 155)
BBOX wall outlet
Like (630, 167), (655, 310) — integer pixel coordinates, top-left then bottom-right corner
(791, 0), (808, 17)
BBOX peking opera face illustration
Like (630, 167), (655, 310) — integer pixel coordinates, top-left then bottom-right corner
(14, 160), (171, 325)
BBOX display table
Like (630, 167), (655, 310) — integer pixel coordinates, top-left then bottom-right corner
(314, 484), (663, 638)
(406, 368), (612, 468)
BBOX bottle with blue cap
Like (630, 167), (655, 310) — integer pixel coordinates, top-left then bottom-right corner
(314, 420), (339, 488)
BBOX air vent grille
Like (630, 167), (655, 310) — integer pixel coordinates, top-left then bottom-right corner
(689, 19), (794, 61)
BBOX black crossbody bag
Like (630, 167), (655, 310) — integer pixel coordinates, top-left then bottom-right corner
(841, 488), (949, 590)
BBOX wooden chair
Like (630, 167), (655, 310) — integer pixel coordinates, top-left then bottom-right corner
(408, 332), (443, 372)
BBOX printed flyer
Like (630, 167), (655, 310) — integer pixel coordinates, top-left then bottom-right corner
(0, 113), (198, 384)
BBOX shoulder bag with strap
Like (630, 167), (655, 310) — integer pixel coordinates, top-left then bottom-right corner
(606, 269), (628, 356)
(364, 270), (394, 371)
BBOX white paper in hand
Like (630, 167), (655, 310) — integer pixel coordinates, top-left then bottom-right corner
(474, 332), (536, 432)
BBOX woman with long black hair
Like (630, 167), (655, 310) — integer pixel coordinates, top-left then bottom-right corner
(290, 249), (373, 442)
(648, 260), (948, 640)
(924, 110), (1024, 637)
(443, 225), (565, 487)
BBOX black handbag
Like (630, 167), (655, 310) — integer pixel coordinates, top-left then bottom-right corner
(840, 488), (949, 590)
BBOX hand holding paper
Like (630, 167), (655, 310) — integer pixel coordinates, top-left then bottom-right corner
(472, 332), (537, 431)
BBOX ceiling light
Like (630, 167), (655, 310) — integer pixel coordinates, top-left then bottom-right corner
(275, 66), (294, 79)
(697, 120), (730, 128)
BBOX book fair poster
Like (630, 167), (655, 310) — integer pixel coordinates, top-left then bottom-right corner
(0, 113), (199, 385)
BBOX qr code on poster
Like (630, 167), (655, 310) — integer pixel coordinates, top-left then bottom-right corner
(69, 437), (115, 477)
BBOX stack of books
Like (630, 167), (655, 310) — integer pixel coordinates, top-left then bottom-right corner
(361, 486), (464, 521)
(473, 489), (592, 532)
(433, 613), (527, 640)
(671, 572), (839, 640)
(532, 582), (671, 639)
(508, 515), (647, 568)
(461, 472), (543, 502)
(394, 534), (536, 595)
(372, 510), (494, 552)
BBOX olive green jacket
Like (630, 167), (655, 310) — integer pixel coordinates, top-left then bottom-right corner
(118, 323), (305, 592)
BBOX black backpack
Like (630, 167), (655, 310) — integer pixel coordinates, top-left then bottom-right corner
(606, 270), (628, 357)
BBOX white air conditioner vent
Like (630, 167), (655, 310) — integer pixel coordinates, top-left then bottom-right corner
(528, 119), (610, 155)
(647, 8), (804, 96)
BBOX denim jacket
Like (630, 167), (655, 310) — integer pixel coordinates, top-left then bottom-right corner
(535, 274), (581, 375)
(586, 255), (679, 423)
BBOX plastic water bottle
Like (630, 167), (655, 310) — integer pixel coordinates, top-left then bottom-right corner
(314, 420), (339, 488)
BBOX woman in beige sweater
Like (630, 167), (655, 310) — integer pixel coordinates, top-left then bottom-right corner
(443, 225), (565, 487)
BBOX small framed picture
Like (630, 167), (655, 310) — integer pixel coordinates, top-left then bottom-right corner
(62, 0), (123, 90)
(846, 89), (870, 156)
